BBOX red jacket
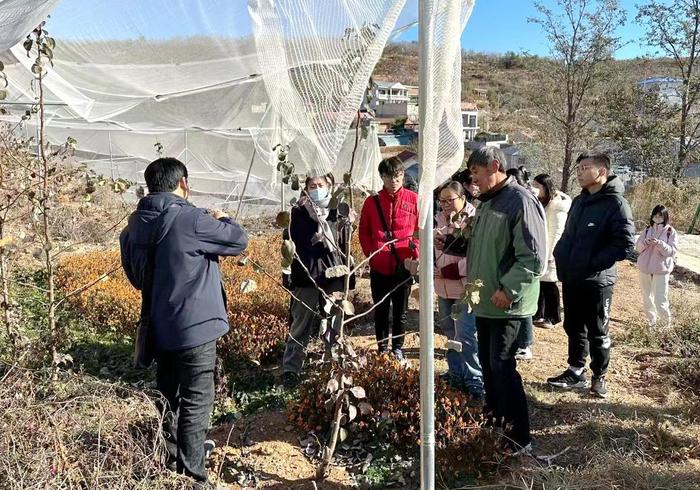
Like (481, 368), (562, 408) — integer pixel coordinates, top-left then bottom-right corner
(359, 187), (420, 276)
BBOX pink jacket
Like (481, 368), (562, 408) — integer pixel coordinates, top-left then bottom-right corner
(635, 224), (678, 275)
(434, 203), (476, 299)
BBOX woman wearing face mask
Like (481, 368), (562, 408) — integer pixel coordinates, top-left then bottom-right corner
(532, 174), (571, 330)
(434, 181), (484, 399)
(635, 205), (678, 328)
(281, 173), (353, 387)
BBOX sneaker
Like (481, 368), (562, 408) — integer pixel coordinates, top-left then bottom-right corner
(590, 376), (608, 399)
(547, 369), (587, 389)
(535, 320), (554, 329)
(282, 372), (300, 389)
(204, 439), (216, 459)
(533, 317), (545, 325)
(515, 347), (533, 360)
(392, 348), (405, 361)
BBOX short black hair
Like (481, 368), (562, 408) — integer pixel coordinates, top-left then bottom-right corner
(144, 157), (188, 193)
(534, 173), (556, 207)
(576, 151), (611, 171)
(378, 156), (404, 177)
(649, 204), (670, 227)
(466, 146), (506, 171)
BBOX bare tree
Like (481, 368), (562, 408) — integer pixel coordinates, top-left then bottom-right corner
(530, 0), (625, 192)
(637, 0), (700, 185)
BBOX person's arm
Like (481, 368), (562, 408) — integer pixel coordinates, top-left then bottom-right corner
(358, 198), (374, 257)
(590, 200), (635, 271)
(654, 228), (678, 258)
(499, 200), (547, 303)
(635, 229), (649, 254)
(195, 210), (248, 256)
(119, 227), (139, 289)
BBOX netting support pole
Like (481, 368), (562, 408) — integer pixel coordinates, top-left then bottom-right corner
(418, 0), (435, 489)
(184, 129), (190, 165)
(107, 130), (115, 181)
(235, 148), (256, 221)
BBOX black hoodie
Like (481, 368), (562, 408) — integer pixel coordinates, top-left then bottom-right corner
(553, 175), (634, 286)
(120, 193), (248, 351)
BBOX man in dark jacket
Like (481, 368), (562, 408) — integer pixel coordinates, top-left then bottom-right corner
(549, 151), (634, 398)
(120, 157), (248, 482)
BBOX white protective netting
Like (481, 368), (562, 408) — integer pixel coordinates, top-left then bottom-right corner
(417, 0), (474, 224)
(0, 0), (60, 51)
(0, 0), (470, 215)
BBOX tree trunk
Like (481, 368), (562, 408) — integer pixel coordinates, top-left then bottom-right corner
(561, 130), (574, 193)
(0, 225), (16, 354)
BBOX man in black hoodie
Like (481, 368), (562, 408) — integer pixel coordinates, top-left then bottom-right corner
(549, 151), (634, 398)
(120, 158), (248, 483)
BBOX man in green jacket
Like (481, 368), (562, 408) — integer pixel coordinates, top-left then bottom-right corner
(467, 147), (546, 453)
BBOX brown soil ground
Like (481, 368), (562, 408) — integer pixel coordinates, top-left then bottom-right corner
(208, 260), (700, 489)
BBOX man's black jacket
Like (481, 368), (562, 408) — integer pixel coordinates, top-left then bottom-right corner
(553, 175), (634, 286)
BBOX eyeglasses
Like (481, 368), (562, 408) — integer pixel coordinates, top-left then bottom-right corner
(575, 165), (595, 173)
(439, 197), (461, 205)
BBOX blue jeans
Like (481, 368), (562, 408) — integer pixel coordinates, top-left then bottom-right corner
(437, 297), (484, 395)
(515, 316), (534, 349)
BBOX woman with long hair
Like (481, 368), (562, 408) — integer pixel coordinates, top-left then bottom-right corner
(635, 205), (678, 328)
(532, 173), (571, 330)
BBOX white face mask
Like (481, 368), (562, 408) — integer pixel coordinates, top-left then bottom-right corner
(652, 216), (664, 224)
(308, 187), (331, 208)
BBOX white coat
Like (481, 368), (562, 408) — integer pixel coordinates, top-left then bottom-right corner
(541, 191), (571, 282)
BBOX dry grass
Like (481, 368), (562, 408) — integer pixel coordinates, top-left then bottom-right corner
(507, 261), (700, 489)
(626, 178), (700, 233)
(0, 364), (194, 490)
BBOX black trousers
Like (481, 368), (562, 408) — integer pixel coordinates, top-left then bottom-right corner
(562, 282), (613, 377)
(476, 317), (531, 449)
(370, 271), (410, 351)
(155, 340), (216, 482)
(535, 281), (561, 324)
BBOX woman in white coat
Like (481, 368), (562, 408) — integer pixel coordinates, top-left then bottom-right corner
(532, 174), (571, 328)
(635, 205), (678, 328)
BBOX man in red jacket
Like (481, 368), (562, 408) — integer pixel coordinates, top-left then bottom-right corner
(359, 157), (420, 359)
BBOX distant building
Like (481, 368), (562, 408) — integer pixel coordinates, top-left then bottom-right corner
(637, 77), (683, 107)
(684, 163), (700, 178)
(405, 84), (419, 124)
(369, 80), (409, 118)
(461, 101), (479, 141)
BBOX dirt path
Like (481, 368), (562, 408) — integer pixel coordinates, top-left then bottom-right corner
(209, 260), (700, 488)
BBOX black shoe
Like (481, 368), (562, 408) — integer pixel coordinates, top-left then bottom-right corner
(392, 348), (404, 361)
(590, 375), (608, 398)
(547, 369), (587, 389)
(282, 372), (300, 389)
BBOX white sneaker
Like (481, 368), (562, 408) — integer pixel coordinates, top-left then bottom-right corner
(515, 347), (533, 360)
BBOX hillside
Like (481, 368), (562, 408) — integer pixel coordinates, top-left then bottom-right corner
(374, 43), (680, 140)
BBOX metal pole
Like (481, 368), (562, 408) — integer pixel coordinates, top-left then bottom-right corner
(184, 129), (189, 165)
(107, 130), (115, 180)
(418, 0), (435, 488)
(235, 148), (256, 221)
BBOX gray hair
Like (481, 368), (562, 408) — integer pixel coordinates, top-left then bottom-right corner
(466, 146), (507, 171)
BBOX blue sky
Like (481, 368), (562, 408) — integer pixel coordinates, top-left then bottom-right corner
(398, 0), (671, 59)
(47, 0), (668, 60)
